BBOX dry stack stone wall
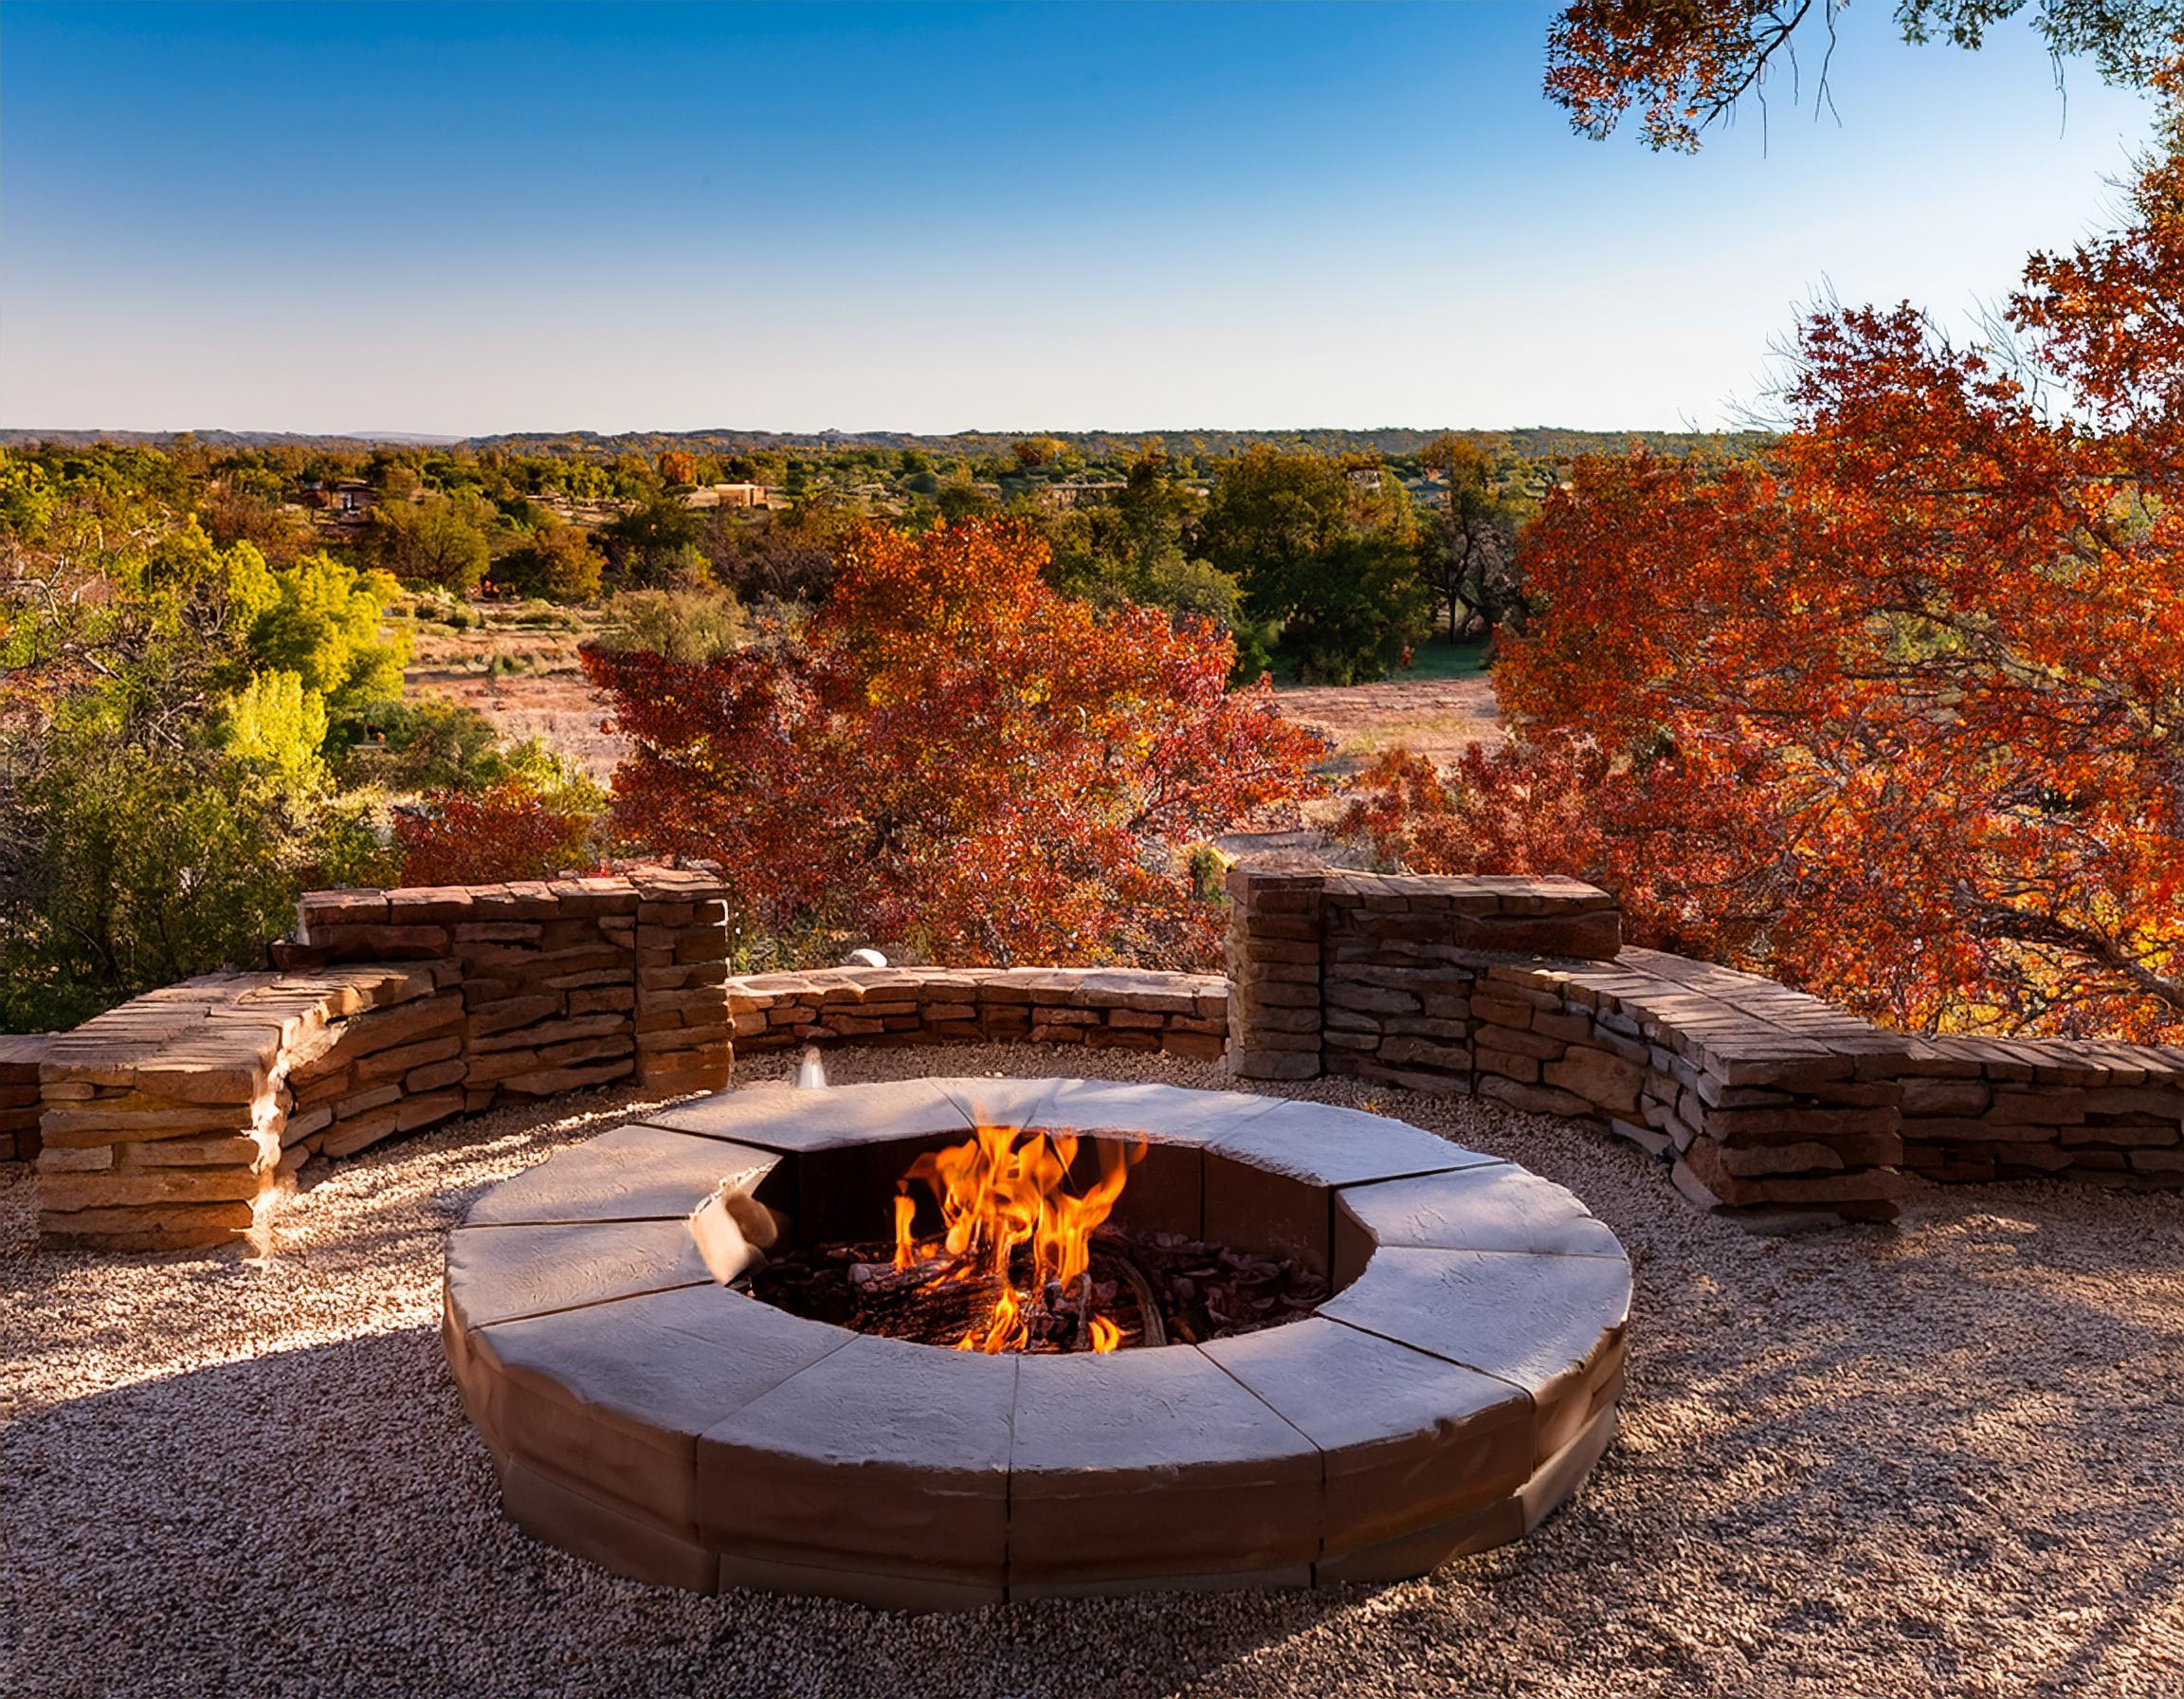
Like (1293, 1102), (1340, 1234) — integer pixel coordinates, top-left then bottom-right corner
(1225, 868), (2184, 1228)
(1316, 870), (1621, 1095)
(1469, 952), (1908, 1226)
(1, 1033), (54, 1163)
(284, 869), (734, 1103)
(20, 864), (2180, 1253)
(1224, 869), (1325, 1082)
(1894, 1034), (2184, 1188)
(34, 965), (456, 1251)
(29, 871), (734, 1251)
(726, 966), (1227, 1060)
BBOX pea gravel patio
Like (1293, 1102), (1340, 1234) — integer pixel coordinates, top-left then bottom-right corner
(4, 1043), (2180, 1699)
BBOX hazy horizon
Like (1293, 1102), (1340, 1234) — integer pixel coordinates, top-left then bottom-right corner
(2, 2), (2160, 436)
(0, 420), (1769, 442)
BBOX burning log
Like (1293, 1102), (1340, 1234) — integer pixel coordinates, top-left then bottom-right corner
(846, 1254), (967, 1299)
(744, 1127), (1326, 1354)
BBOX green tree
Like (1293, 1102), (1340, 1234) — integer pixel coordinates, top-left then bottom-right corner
(492, 516), (605, 602)
(247, 551), (410, 716)
(599, 495), (705, 590)
(366, 492), (492, 592)
(1194, 446), (1431, 683)
(0, 509), (405, 1028)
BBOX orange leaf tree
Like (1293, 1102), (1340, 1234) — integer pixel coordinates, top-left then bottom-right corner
(1352, 93), (2184, 1040)
(580, 521), (1325, 967)
(394, 776), (603, 887)
(1545, 1), (2173, 152)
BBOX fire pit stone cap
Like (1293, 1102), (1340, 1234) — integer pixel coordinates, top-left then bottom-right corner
(445, 1075), (1632, 1604)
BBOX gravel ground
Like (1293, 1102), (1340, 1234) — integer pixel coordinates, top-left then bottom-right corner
(5, 1045), (2181, 1699)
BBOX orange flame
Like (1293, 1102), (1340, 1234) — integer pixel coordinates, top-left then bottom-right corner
(896, 1125), (1138, 1353)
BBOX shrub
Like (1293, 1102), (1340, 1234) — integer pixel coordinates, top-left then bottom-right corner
(393, 758), (606, 886)
(581, 520), (1325, 969)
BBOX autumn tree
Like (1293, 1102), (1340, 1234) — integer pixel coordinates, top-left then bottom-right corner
(581, 521), (1324, 968)
(696, 506), (837, 603)
(1352, 88), (2184, 1041)
(1547, 0), (2178, 150)
(394, 754), (607, 887)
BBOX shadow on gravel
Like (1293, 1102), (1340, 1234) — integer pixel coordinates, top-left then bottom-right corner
(0, 1324), (1405, 1699)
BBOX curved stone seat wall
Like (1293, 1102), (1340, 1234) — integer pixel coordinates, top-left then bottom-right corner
(1892, 1033), (2184, 1189)
(728, 966), (1228, 1061)
(27, 871), (737, 1252)
(13, 867), (2181, 1251)
(1225, 868), (2184, 1227)
(2, 1033), (54, 1163)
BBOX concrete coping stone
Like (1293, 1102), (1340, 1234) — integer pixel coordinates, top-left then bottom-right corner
(445, 1078), (1630, 1606)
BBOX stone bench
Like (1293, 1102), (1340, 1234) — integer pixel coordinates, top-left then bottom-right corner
(29, 870), (738, 1252)
(1226, 868), (2184, 1228)
(727, 965), (1228, 1060)
(1, 1032), (55, 1163)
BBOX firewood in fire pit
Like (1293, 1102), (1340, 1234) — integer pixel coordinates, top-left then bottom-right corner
(748, 1224), (1326, 1353)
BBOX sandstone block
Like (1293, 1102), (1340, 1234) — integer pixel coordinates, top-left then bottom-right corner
(1477, 1077), (1594, 1119)
(41, 1165), (267, 1210)
(1227, 1048), (1321, 1081)
(1543, 1049), (1646, 1115)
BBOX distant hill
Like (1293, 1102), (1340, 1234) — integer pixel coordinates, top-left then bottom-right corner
(0, 429), (463, 448)
(464, 425), (1772, 461)
(0, 425), (1771, 460)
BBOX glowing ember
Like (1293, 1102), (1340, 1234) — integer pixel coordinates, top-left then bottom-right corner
(892, 1125), (1139, 1353)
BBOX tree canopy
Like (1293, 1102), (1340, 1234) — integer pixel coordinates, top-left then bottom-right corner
(1547, 0), (2182, 151)
(580, 521), (1324, 968)
(1194, 446), (1432, 684)
(1348, 84), (2184, 1041)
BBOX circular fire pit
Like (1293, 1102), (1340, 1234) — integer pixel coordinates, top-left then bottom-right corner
(443, 1078), (1630, 1608)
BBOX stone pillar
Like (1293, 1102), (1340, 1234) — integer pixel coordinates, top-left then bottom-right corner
(632, 868), (735, 1096)
(1224, 867), (1325, 1082)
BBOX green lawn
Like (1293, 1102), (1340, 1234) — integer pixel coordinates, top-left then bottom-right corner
(1269, 634), (1492, 688)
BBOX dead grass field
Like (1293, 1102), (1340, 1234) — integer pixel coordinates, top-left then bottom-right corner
(1274, 676), (1504, 776)
(398, 606), (1507, 793)
(396, 604), (627, 781)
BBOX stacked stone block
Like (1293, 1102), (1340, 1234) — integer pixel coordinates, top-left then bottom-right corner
(727, 966), (1228, 1061)
(0, 1033), (48, 1162)
(633, 869), (735, 1096)
(278, 972), (469, 1165)
(1224, 867), (1324, 1081)
(1317, 872), (1621, 1095)
(294, 879), (645, 1107)
(1895, 1035), (2184, 1187)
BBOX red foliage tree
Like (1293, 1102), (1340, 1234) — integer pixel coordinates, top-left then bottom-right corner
(1545, 1), (2170, 152)
(394, 778), (601, 887)
(1351, 92), (2184, 1041)
(580, 521), (1324, 967)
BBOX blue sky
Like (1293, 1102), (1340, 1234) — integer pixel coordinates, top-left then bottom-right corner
(0, 1), (2159, 435)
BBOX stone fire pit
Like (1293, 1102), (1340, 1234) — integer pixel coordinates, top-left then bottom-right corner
(442, 1078), (1629, 1608)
